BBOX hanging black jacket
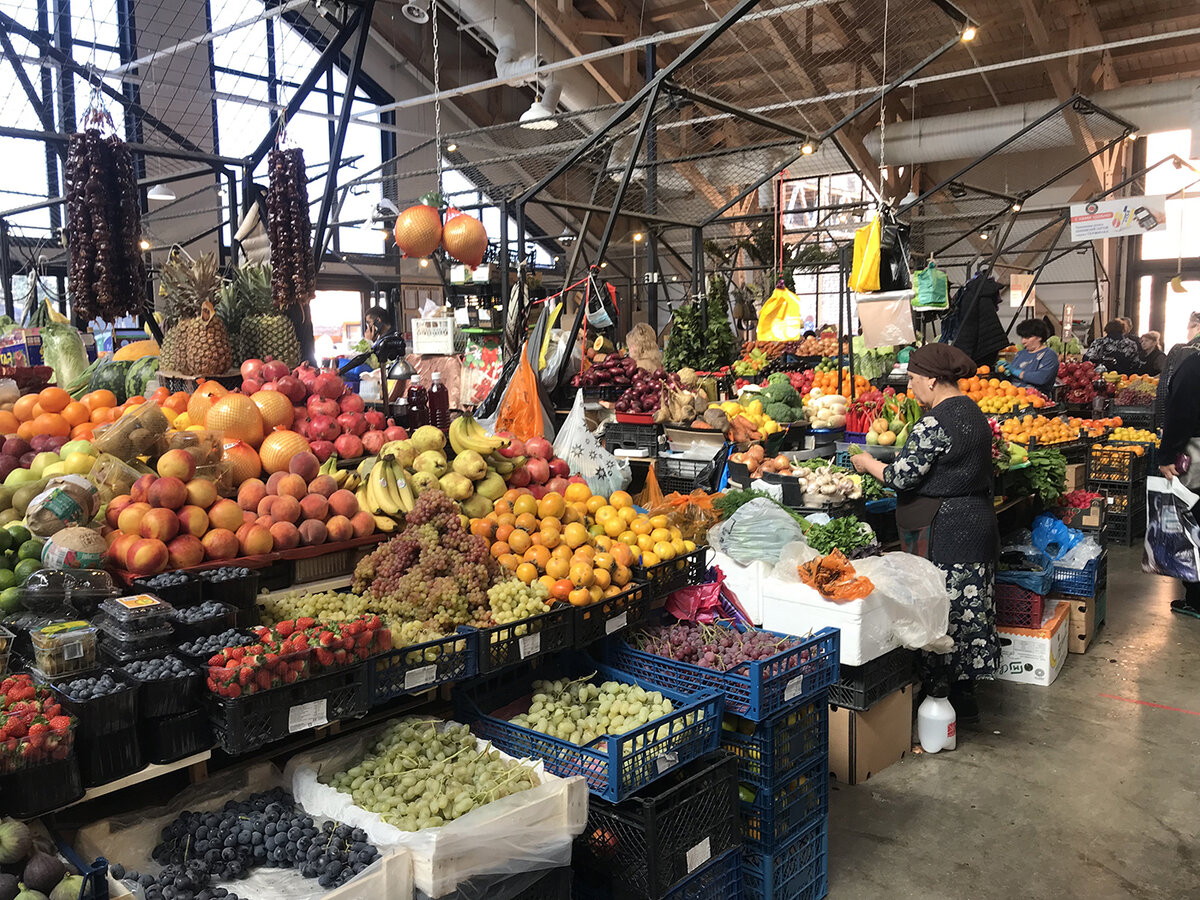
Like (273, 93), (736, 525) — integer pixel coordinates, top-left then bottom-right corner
(949, 276), (1008, 366)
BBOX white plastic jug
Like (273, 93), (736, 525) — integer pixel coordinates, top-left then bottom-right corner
(917, 694), (957, 753)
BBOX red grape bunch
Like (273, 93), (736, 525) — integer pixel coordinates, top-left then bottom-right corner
(633, 621), (798, 671)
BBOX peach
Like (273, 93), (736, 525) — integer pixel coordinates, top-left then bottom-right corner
(130, 473), (157, 503)
(288, 451), (320, 482)
(235, 522), (254, 544)
(243, 510), (256, 526)
(176, 505), (209, 538)
(140, 507), (180, 542)
(307, 474), (338, 498)
(299, 494), (328, 522)
(157, 448), (197, 481)
(269, 521), (300, 551)
(185, 478), (218, 509)
(298, 519), (327, 546)
(117, 501), (152, 536)
(208, 498), (244, 532)
(167, 534), (205, 568)
(328, 489), (359, 519)
(256, 515), (275, 529)
(237, 478), (267, 511)
(126, 537), (169, 575)
(265, 471), (287, 495)
(239, 523), (273, 556)
(201, 528), (239, 560)
(349, 510), (375, 538)
(148, 476), (188, 510)
(257, 496), (276, 517)
(325, 514), (353, 542)
(107, 533), (139, 568)
(276, 473), (307, 500)
(271, 495), (301, 524)
(106, 494), (134, 529)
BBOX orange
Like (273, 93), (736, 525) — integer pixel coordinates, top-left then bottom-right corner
(33, 412), (69, 438)
(60, 401), (89, 427)
(491, 540), (511, 559)
(164, 392), (190, 414)
(507, 528), (533, 554)
(0, 410), (18, 434)
(569, 563), (594, 587)
(85, 389), (118, 410)
(89, 406), (111, 424)
(513, 494), (538, 517)
(37, 387), (69, 413)
(563, 522), (590, 549)
(515, 512), (539, 533)
(515, 563), (538, 585)
(609, 490), (632, 508)
(552, 579), (574, 601)
(13, 394), (39, 422)
(564, 482), (591, 503)
(537, 492), (565, 520)
(16, 421), (34, 441)
(70, 423), (94, 440)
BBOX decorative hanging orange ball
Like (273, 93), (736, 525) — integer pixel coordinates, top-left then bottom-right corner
(394, 204), (443, 258)
(441, 209), (488, 268)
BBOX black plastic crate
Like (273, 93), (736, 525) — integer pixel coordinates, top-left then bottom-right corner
(132, 573), (202, 608)
(604, 422), (660, 457)
(1112, 405), (1155, 429)
(573, 753), (740, 899)
(826, 647), (915, 711)
(415, 866), (572, 900)
(168, 603), (239, 642)
(583, 385), (624, 402)
(368, 629), (477, 704)
(575, 581), (653, 647)
(655, 453), (726, 495)
(77, 724), (144, 787)
(1092, 482), (1145, 518)
(205, 662), (369, 755)
(720, 702), (827, 792)
(140, 707), (213, 764)
(1106, 510), (1145, 547)
(473, 605), (574, 674)
(577, 850), (743, 900)
(0, 754), (83, 817)
(635, 547), (708, 601)
(1087, 445), (1149, 485)
(51, 669), (139, 737)
(117, 666), (201, 717)
(196, 569), (260, 608)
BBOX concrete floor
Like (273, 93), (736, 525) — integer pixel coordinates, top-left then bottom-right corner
(827, 546), (1200, 900)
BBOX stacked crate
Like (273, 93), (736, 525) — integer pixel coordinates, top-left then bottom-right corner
(1048, 550), (1108, 654)
(1087, 444), (1149, 546)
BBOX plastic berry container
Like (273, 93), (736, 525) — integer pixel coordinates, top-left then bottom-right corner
(98, 594), (174, 631)
(95, 612), (174, 646)
(20, 569), (75, 614)
(131, 573), (202, 609)
(167, 602), (238, 642)
(68, 569), (120, 617)
(29, 621), (98, 678)
(87, 453), (146, 504)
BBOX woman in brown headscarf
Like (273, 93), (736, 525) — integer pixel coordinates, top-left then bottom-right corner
(851, 344), (999, 722)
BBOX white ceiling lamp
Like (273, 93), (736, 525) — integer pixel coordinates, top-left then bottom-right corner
(520, 78), (562, 131)
(402, 0), (431, 24)
(146, 184), (176, 202)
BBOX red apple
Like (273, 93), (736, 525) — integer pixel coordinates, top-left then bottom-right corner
(167, 534), (205, 568)
(334, 433), (364, 459)
(126, 537), (170, 575)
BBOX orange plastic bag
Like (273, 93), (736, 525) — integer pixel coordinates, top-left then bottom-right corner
(495, 343), (545, 440)
(649, 490), (722, 542)
(634, 463), (664, 510)
(797, 549), (875, 601)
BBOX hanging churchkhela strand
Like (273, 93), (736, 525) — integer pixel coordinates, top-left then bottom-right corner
(266, 147), (317, 310)
(64, 128), (148, 323)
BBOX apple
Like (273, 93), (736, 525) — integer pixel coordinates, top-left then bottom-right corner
(106, 494), (134, 529)
(126, 537), (169, 575)
(334, 433), (364, 459)
(201, 528), (239, 560)
(525, 457), (550, 485)
(361, 430), (386, 455)
(167, 534), (205, 568)
(310, 440), (335, 463)
(176, 505), (210, 538)
(148, 476), (189, 511)
(337, 412), (367, 437)
(339, 393), (366, 414)
(130, 473), (157, 504)
(208, 498), (245, 531)
(185, 478), (218, 509)
(117, 502), (152, 536)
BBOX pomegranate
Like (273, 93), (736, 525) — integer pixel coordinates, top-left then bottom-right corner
(548, 457), (570, 479)
(525, 457), (550, 484)
(362, 430), (386, 454)
(309, 440), (335, 463)
(507, 466), (531, 488)
(394, 203), (443, 258)
(241, 378), (263, 395)
(241, 359), (265, 381)
(339, 393), (365, 414)
(334, 433), (364, 459)
(262, 358), (290, 381)
(294, 362), (319, 393)
(364, 410), (386, 431)
(314, 371), (345, 400)
(498, 435), (526, 459)
(337, 411), (367, 436)
(384, 424), (409, 442)
(276, 375), (306, 404)
(525, 436), (553, 460)
(441, 209), (489, 268)
(307, 395), (340, 418)
(308, 415), (339, 442)
(546, 476), (569, 495)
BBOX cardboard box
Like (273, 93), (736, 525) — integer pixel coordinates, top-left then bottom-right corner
(1064, 463), (1086, 492)
(1054, 499), (1106, 531)
(996, 601), (1070, 685)
(828, 684), (912, 785)
(0, 327), (97, 368)
(1063, 590), (1105, 654)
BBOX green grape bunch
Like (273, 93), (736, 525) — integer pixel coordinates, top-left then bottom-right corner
(511, 675), (676, 747)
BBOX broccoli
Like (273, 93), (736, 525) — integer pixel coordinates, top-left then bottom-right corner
(761, 381), (801, 407)
(766, 401), (796, 423)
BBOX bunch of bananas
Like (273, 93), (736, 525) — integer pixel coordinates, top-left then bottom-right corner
(448, 414), (524, 475)
(316, 453), (397, 532)
(355, 445), (416, 527)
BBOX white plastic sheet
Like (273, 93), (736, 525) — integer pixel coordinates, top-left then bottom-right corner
(707, 498), (807, 566)
(555, 391), (631, 497)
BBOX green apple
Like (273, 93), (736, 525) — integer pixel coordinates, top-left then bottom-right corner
(63, 452), (95, 476)
(41, 461), (67, 478)
(60, 439), (94, 457)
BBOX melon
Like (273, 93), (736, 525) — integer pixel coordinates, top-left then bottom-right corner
(125, 355), (160, 400)
(88, 360), (130, 404)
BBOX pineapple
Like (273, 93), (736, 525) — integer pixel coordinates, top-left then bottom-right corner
(217, 263), (300, 367)
(159, 252), (233, 376)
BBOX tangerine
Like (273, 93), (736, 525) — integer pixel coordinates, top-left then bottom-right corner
(37, 387), (70, 413)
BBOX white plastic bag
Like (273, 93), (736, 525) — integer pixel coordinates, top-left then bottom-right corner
(854, 289), (917, 348)
(853, 552), (953, 652)
(554, 390), (631, 496)
(708, 498), (807, 566)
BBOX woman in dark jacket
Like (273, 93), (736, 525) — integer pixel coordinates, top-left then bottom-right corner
(1140, 332), (1167, 375)
(851, 344), (1000, 721)
(1158, 347), (1200, 617)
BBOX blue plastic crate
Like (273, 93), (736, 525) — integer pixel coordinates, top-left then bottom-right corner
(367, 628), (476, 704)
(1051, 550), (1107, 598)
(606, 627), (840, 722)
(458, 656), (723, 803)
(996, 557), (1054, 595)
(741, 754), (828, 848)
(743, 818), (827, 900)
(663, 848), (743, 900)
(720, 701), (827, 792)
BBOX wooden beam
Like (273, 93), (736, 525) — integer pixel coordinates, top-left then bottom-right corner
(817, 5), (883, 83)
(571, 14), (638, 38)
(524, 0), (630, 102)
(589, 0), (626, 22)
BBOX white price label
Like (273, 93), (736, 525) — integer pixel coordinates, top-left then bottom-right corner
(288, 699), (328, 733)
(654, 751), (679, 774)
(784, 676), (804, 702)
(686, 837), (711, 873)
(63, 641), (83, 661)
(605, 612), (629, 635)
(404, 665), (437, 690)
(519, 632), (541, 658)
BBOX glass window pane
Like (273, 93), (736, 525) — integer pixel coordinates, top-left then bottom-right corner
(1141, 130), (1200, 261)
(1165, 282), (1200, 351)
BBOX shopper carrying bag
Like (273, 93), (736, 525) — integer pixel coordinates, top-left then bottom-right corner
(1155, 345), (1200, 617)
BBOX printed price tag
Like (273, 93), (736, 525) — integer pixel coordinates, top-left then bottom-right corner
(288, 699), (328, 733)
(784, 676), (804, 702)
(686, 837), (711, 873)
(605, 612), (629, 635)
(654, 751), (679, 774)
(519, 632), (541, 658)
(404, 665), (437, 690)
(63, 641), (83, 661)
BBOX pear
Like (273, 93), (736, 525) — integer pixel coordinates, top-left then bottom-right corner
(475, 470), (507, 501)
(412, 425), (447, 453)
(460, 493), (494, 519)
(451, 449), (488, 481)
(412, 450), (448, 477)
(439, 472), (474, 501)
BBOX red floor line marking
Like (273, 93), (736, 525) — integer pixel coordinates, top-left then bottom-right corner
(1099, 693), (1200, 717)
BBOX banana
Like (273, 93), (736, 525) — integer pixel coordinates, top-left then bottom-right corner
(450, 414), (507, 455)
(358, 484), (380, 516)
(388, 462), (417, 513)
(331, 468), (349, 488)
(372, 514), (398, 533)
(342, 472), (360, 493)
(357, 457), (376, 480)
(319, 453), (340, 475)
(371, 459), (404, 516)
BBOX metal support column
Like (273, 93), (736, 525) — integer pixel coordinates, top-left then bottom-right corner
(691, 228), (704, 305)
(0, 222), (11, 319)
(498, 196), (510, 331)
(644, 43), (658, 330)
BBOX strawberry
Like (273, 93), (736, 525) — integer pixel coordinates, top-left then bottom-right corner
(347, 620), (365, 636)
(284, 668), (299, 684)
(297, 617), (316, 630)
(238, 666), (254, 686)
(228, 647), (245, 661)
(315, 649), (334, 668)
(255, 670), (273, 691)
(224, 683), (241, 699)
(48, 715), (71, 733)
(275, 620), (295, 638)
(318, 631), (335, 648)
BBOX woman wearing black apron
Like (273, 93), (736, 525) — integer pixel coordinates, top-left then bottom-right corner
(851, 344), (1000, 721)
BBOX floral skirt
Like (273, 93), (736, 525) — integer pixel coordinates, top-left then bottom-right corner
(922, 562), (999, 683)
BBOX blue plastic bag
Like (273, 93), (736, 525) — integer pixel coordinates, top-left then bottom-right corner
(1032, 514), (1082, 561)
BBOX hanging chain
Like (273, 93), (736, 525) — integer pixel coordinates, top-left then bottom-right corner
(432, 2), (444, 197)
(877, 0), (890, 202)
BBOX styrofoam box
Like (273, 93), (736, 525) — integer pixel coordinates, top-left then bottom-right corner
(710, 550), (770, 622)
(759, 575), (900, 667)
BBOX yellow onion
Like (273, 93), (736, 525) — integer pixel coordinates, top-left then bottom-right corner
(441, 209), (488, 268)
(394, 204), (442, 258)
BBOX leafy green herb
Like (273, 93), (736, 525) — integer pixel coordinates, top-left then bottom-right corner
(714, 488), (810, 529)
(805, 515), (875, 555)
(1017, 448), (1067, 504)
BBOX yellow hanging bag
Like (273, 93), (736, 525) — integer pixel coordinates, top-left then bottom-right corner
(849, 214), (882, 292)
(756, 283), (804, 341)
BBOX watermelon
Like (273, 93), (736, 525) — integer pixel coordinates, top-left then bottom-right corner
(126, 355), (160, 399)
(89, 360), (130, 403)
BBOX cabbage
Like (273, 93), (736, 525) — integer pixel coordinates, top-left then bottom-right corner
(40, 323), (88, 387)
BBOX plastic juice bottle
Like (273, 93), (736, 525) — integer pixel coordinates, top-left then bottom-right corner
(406, 374), (429, 428)
(428, 371), (450, 433)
